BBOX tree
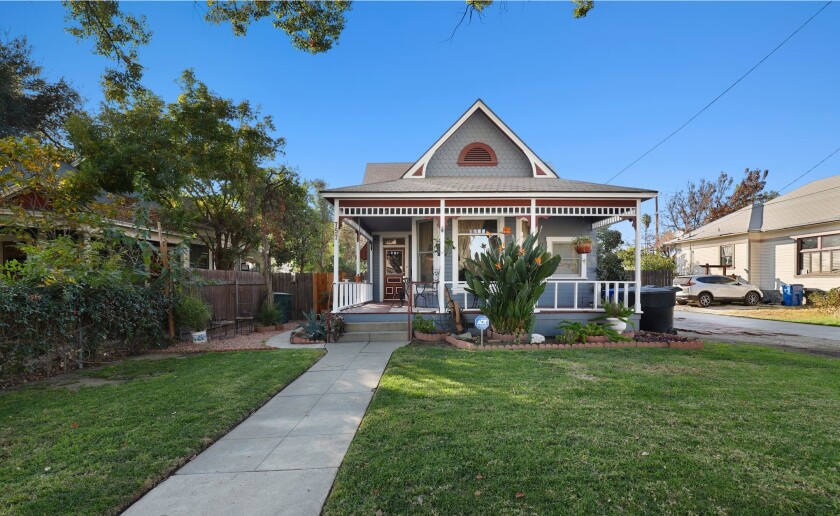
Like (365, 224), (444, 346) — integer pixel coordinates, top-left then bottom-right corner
(62, 0), (350, 102)
(665, 169), (778, 234)
(594, 228), (624, 281)
(68, 70), (285, 270)
(0, 36), (81, 145)
(616, 247), (676, 271)
(271, 179), (331, 273)
(641, 213), (652, 252)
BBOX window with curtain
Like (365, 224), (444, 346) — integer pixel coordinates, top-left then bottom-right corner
(457, 219), (499, 281)
(417, 220), (435, 282)
(720, 245), (734, 267)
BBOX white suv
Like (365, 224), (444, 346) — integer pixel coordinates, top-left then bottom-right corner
(673, 275), (763, 307)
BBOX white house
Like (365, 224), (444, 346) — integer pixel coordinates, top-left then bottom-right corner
(670, 174), (840, 302)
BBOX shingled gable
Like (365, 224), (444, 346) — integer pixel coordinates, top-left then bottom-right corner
(401, 99), (558, 179)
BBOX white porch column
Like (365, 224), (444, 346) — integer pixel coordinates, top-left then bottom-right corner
(530, 198), (537, 235)
(438, 200), (446, 313)
(355, 232), (361, 276)
(634, 199), (642, 313)
(333, 199), (340, 313)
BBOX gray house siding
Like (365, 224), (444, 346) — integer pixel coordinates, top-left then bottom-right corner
(426, 111), (533, 178)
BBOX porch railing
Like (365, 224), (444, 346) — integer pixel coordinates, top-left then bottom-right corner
(444, 280), (637, 312)
(335, 281), (373, 311)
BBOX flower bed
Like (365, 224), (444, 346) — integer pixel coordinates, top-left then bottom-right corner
(443, 333), (703, 351)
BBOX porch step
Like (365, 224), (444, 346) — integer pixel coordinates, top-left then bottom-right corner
(345, 322), (408, 333)
(340, 330), (409, 343)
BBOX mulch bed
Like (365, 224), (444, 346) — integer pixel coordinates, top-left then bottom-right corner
(442, 330), (704, 351)
(162, 320), (304, 353)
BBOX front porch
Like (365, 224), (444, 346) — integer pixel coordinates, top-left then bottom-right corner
(329, 197), (645, 335)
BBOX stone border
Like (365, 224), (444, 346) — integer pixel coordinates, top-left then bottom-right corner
(443, 334), (703, 350)
(413, 331), (447, 342)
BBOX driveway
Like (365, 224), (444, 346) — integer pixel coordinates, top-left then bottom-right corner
(674, 306), (840, 357)
(124, 340), (406, 516)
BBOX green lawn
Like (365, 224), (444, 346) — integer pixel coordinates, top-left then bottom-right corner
(0, 349), (322, 515)
(325, 344), (840, 514)
(711, 307), (840, 327)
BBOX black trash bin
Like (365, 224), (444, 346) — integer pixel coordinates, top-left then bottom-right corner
(272, 292), (293, 324)
(627, 286), (679, 333)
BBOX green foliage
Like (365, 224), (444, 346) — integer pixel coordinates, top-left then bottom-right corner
(464, 231), (561, 337)
(595, 228), (625, 281)
(0, 35), (81, 143)
(593, 301), (636, 328)
(412, 314), (436, 334)
(63, 0), (151, 103)
(205, 1), (351, 54)
(258, 301), (281, 327)
(572, 235), (593, 245)
(176, 295), (211, 332)
(617, 248), (676, 271)
(295, 309), (327, 341)
(556, 321), (626, 344)
(808, 288), (840, 312)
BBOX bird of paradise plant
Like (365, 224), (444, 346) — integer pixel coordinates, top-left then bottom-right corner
(463, 230), (561, 339)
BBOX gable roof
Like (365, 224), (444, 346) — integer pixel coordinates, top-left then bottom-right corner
(323, 176), (656, 197)
(401, 99), (558, 179)
(363, 163), (412, 184)
(672, 174), (840, 242)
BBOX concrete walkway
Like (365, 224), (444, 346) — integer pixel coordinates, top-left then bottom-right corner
(124, 340), (406, 516)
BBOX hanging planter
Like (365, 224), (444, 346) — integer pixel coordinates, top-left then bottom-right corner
(572, 235), (593, 254)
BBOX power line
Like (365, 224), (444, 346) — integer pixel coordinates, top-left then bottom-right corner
(605, 1), (832, 185)
(777, 144), (840, 193)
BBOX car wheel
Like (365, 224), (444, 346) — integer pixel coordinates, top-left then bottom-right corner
(697, 292), (713, 308)
(744, 291), (760, 306)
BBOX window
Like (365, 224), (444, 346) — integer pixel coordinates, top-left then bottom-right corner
(798, 233), (840, 275)
(457, 143), (498, 167)
(456, 219), (499, 281)
(1, 241), (25, 265)
(545, 237), (586, 278)
(189, 244), (210, 269)
(720, 245), (734, 267)
(517, 219), (531, 244)
(417, 220), (435, 282)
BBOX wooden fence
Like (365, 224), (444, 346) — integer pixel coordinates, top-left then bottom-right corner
(195, 270), (320, 321)
(625, 270), (675, 287)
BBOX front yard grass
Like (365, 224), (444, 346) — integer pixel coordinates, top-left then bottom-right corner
(711, 306), (840, 327)
(325, 343), (840, 514)
(0, 349), (322, 515)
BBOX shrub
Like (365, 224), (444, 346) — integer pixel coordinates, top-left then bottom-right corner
(808, 288), (840, 312)
(557, 321), (627, 344)
(322, 313), (346, 342)
(411, 314), (436, 334)
(176, 295), (212, 332)
(294, 310), (326, 341)
(258, 301), (281, 327)
(593, 301), (636, 327)
(464, 231), (561, 338)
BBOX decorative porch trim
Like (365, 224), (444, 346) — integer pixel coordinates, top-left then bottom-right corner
(338, 204), (638, 219)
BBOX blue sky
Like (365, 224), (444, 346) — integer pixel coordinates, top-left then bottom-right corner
(3, 1), (839, 231)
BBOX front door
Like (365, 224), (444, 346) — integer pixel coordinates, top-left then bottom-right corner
(384, 247), (405, 301)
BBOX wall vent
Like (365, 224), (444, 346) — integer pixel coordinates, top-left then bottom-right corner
(457, 142), (498, 166)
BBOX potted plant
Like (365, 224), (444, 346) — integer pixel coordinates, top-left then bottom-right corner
(176, 295), (212, 343)
(594, 301), (635, 332)
(556, 321), (626, 345)
(257, 301), (280, 333)
(354, 274), (362, 282)
(572, 235), (593, 254)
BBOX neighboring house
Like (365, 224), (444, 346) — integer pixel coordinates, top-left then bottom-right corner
(320, 100), (657, 334)
(0, 165), (219, 271)
(669, 174), (840, 302)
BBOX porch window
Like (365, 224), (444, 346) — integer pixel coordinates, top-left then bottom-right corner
(417, 220), (435, 282)
(457, 219), (499, 281)
(517, 218), (531, 244)
(720, 245), (734, 267)
(545, 237), (586, 278)
(798, 233), (840, 275)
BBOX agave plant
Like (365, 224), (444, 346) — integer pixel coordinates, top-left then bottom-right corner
(295, 309), (327, 341)
(463, 231), (561, 338)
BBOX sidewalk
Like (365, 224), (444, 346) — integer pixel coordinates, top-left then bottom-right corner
(124, 340), (406, 516)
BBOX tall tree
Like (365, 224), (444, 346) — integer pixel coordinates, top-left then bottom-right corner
(0, 36), (81, 145)
(665, 169), (778, 234)
(641, 213), (652, 252)
(271, 179), (330, 273)
(62, 0), (350, 102)
(594, 228), (624, 281)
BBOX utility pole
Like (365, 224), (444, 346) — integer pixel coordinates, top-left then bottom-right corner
(654, 194), (660, 252)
